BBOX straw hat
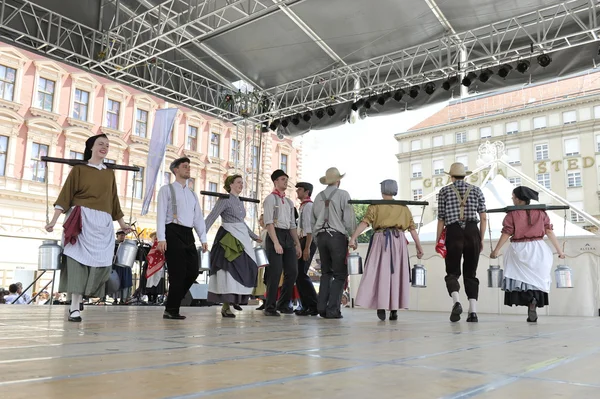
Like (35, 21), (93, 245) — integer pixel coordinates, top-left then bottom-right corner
(319, 167), (345, 185)
(445, 162), (472, 177)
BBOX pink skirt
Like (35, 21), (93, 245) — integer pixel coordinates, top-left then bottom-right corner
(355, 230), (410, 310)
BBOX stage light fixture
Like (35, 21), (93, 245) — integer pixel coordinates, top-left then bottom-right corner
(269, 120), (280, 131)
(537, 53), (552, 68)
(461, 72), (478, 87)
(281, 119), (289, 128)
(478, 68), (494, 83)
(409, 85), (420, 99)
(316, 109), (325, 119)
(424, 82), (436, 95)
(351, 99), (364, 111)
(326, 106), (336, 117)
(261, 122), (269, 133)
(497, 64), (513, 78)
(393, 89), (405, 102)
(303, 111), (312, 122)
(516, 59), (530, 74)
(377, 92), (392, 106)
(291, 114), (301, 125)
(442, 76), (459, 91)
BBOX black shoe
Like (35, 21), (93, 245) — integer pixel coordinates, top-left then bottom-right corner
(450, 302), (463, 322)
(277, 307), (294, 314)
(295, 308), (318, 316)
(527, 299), (538, 322)
(319, 312), (326, 318)
(263, 310), (281, 317)
(68, 310), (82, 322)
(221, 309), (236, 318)
(324, 314), (343, 319)
(255, 304), (265, 311)
(377, 309), (386, 321)
(232, 304), (243, 311)
(79, 302), (84, 311)
(466, 312), (478, 322)
(389, 310), (398, 321)
(163, 311), (186, 320)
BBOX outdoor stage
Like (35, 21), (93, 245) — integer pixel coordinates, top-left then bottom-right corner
(1, 306), (599, 398)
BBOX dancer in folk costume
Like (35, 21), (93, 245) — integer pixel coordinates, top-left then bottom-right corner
(349, 180), (424, 321)
(205, 175), (262, 318)
(490, 186), (566, 322)
(45, 134), (131, 322)
(253, 214), (268, 310)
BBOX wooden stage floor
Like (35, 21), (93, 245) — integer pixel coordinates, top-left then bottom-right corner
(1, 305), (599, 398)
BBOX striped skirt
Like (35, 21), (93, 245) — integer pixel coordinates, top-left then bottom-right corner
(59, 256), (111, 297)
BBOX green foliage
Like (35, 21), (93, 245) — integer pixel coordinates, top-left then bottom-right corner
(353, 204), (373, 243)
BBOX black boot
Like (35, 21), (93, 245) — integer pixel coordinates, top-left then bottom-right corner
(377, 309), (386, 321)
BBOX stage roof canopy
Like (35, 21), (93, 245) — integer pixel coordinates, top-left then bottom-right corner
(2, 0), (600, 128)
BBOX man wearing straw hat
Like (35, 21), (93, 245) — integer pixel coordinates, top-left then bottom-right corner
(436, 162), (487, 323)
(312, 167), (356, 319)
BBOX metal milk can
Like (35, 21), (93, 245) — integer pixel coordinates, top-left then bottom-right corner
(199, 248), (211, 271)
(487, 265), (503, 288)
(254, 246), (269, 267)
(347, 252), (363, 275)
(554, 264), (574, 288)
(115, 239), (138, 268)
(411, 264), (427, 288)
(38, 240), (62, 270)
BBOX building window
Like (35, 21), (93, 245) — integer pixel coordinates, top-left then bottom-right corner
(570, 202), (584, 223)
(508, 177), (522, 186)
(411, 140), (421, 151)
(252, 145), (259, 170)
(455, 155), (468, 170)
(536, 173), (551, 189)
(207, 182), (218, 210)
(188, 177), (195, 191)
(0, 135), (7, 176)
(73, 89), (89, 122)
(412, 189), (423, 201)
(37, 77), (55, 112)
(69, 151), (84, 160)
(563, 110), (577, 124)
(209, 133), (220, 157)
(411, 163), (422, 178)
(0, 65), (16, 102)
(594, 105), (600, 119)
(106, 99), (120, 130)
(533, 116), (547, 130)
(480, 126), (492, 139)
(31, 143), (48, 182)
(506, 148), (520, 165)
(433, 160), (444, 175)
(567, 171), (582, 188)
(535, 144), (549, 161)
(456, 131), (467, 144)
(564, 138), (579, 157)
(433, 135), (443, 147)
(505, 121), (518, 135)
(280, 154), (288, 173)
(231, 139), (240, 162)
(596, 135), (600, 153)
(134, 109), (148, 138)
(186, 125), (198, 151)
(133, 166), (144, 199)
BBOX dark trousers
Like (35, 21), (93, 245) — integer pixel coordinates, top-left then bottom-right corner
(164, 224), (199, 313)
(265, 228), (298, 312)
(316, 231), (348, 317)
(297, 237), (318, 310)
(444, 222), (481, 300)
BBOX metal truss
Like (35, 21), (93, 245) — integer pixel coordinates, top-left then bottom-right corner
(256, 0), (600, 119)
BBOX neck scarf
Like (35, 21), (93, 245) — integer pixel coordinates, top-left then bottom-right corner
(301, 197), (312, 207)
(272, 189), (286, 204)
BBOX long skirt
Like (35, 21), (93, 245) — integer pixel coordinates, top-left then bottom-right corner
(355, 229), (410, 310)
(207, 227), (258, 305)
(252, 267), (267, 297)
(502, 240), (551, 308)
(59, 256), (111, 297)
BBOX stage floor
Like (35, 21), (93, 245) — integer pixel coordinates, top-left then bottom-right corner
(1, 306), (599, 399)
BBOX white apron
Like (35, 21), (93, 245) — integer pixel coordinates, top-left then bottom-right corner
(503, 240), (553, 292)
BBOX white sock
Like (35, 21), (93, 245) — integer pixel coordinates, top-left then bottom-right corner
(451, 292), (460, 304)
(468, 299), (477, 313)
(70, 293), (82, 316)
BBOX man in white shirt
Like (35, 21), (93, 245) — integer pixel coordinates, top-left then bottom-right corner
(4, 284), (26, 304)
(15, 282), (31, 304)
(294, 182), (318, 316)
(157, 157), (208, 320)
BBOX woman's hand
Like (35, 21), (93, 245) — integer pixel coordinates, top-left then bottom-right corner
(416, 246), (424, 259)
(558, 251), (566, 259)
(44, 221), (56, 232)
(255, 238), (263, 244)
(348, 238), (357, 250)
(119, 223), (132, 234)
(490, 249), (499, 259)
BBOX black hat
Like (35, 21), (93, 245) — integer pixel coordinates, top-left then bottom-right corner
(513, 186), (539, 202)
(170, 157), (191, 173)
(295, 182), (313, 194)
(83, 134), (108, 161)
(271, 169), (289, 182)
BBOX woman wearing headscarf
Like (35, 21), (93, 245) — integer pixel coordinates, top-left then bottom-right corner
(205, 175), (261, 318)
(490, 186), (565, 322)
(349, 179), (424, 321)
(45, 134), (130, 322)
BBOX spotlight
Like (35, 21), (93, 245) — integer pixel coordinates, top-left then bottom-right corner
(516, 59), (530, 74)
(364, 95), (376, 109)
(461, 72), (478, 87)
(408, 85), (420, 99)
(377, 92), (392, 106)
(442, 76), (459, 91)
(302, 111), (312, 122)
(537, 53), (552, 68)
(478, 68), (494, 83)
(498, 64), (513, 78)
(424, 82), (436, 95)
(326, 106), (336, 117)
(351, 99), (364, 111)
(281, 119), (289, 128)
(291, 114), (301, 125)
(316, 109), (325, 119)
(269, 120), (280, 131)
(261, 121), (269, 133)
(393, 89), (405, 102)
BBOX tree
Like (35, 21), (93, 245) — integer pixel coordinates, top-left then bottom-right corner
(352, 204), (373, 243)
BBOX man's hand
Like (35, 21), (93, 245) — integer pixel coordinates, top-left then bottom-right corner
(302, 247), (310, 261)
(201, 242), (208, 253)
(295, 244), (302, 259)
(157, 241), (167, 253)
(480, 240), (485, 253)
(348, 238), (358, 250)
(274, 243), (283, 255)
